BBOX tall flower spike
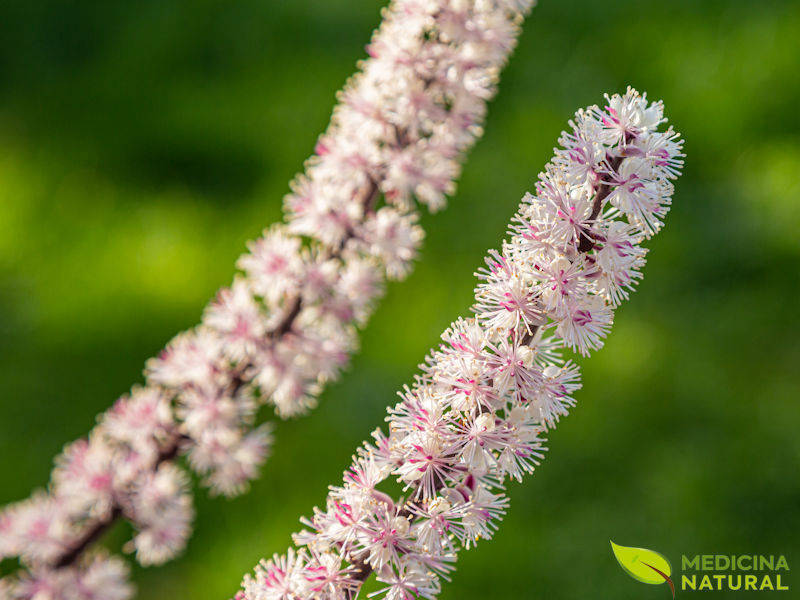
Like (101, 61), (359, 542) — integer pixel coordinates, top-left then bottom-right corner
(235, 87), (684, 600)
(0, 1), (537, 598)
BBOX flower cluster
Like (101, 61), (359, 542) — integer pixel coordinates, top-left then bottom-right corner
(235, 87), (684, 600)
(0, 0), (536, 598)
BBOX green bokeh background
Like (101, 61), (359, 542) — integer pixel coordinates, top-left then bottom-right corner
(1, 0), (799, 598)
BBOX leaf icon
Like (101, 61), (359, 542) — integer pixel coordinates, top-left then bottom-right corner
(610, 541), (674, 597)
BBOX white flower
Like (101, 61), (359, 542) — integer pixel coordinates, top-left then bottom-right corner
(358, 507), (415, 572)
(3, 493), (72, 565)
(360, 207), (424, 280)
(100, 387), (172, 456)
(129, 464), (193, 566)
(52, 438), (115, 520)
(371, 558), (442, 600)
(244, 549), (306, 600)
(145, 328), (223, 391)
(79, 552), (134, 600)
(556, 294), (614, 356)
(237, 227), (303, 306)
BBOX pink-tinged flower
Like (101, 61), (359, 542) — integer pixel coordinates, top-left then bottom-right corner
(371, 559), (442, 600)
(556, 128), (604, 188)
(451, 412), (506, 475)
(425, 350), (499, 413)
(202, 425), (273, 498)
(537, 173), (596, 249)
(407, 496), (466, 555)
(101, 387), (172, 456)
(6, 552), (135, 600)
(302, 551), (358, 598)
(589, 88), (663, 146)
(357, 506), (415, 572)
(10, 565), (73, 600)
(79, 553), (134, 600)
(634, 127), (684, 179)
(528, 362), (582, 428)
(360, 207), (424, 280)
(52, 438), (115, 519)
(476, 249), (545, 334)
(607, 160), (671, 236)
(129, 464), (193, 565)
(395, 435), (460, 501)
(536, 255), (592, 319)
(335, 258), (383, 325)
(383, 143), (457, 212)
(4, 493), (71, 564)
(456, 487), (510, 548)
(203, 278), (266, 361)
(438, 317), (486, 360)
(389, 387), (452, 442)
(344, 455), (393, 495)
(285, 177), (362, 249)
(176, 386), (249, 439)
(496, 408), (547, 480)
(556, 295), (614, 356)
(237, 227), (303, 306)
(244, 549), (306, 600)
(485, 334), (541, 400)
(145, 328), (223, 391)
(296, 252), (339, 304)
(593, 220), (647, 306)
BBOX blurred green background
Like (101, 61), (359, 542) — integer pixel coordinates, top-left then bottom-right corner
(1, 0), (799, 598)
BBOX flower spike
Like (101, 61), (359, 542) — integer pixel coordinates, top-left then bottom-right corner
(235, 86), (684, 600)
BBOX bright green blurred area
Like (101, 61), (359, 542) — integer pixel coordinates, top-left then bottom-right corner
(1, 0), (799, 598)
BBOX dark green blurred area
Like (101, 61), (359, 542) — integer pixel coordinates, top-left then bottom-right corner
(1, 0), (799, 598)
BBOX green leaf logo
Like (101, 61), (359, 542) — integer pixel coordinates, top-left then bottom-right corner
(610, 540), (675, 598)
